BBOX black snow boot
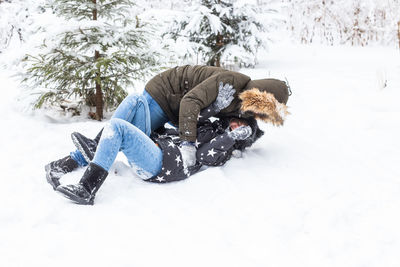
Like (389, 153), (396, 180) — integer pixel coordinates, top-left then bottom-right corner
(71, 128), (103, 162)
(45, 156), (79, 190)
(56, 162), (108, 205)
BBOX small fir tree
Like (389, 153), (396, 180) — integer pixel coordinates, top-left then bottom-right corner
(168, 0), (269, 67)
(23, 0), (165, 120)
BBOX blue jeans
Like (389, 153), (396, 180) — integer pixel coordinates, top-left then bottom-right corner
(112, 90), (169, 135)
(71, 91), (169, 178)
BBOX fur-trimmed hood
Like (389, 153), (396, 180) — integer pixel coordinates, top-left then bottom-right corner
(239, 79), (290, 126)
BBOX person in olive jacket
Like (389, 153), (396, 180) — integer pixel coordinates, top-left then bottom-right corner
(45, 65), (290, 204)
(145, 65), (290, 141)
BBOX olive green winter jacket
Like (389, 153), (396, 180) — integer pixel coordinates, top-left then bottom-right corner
(145, 65), (251, 142)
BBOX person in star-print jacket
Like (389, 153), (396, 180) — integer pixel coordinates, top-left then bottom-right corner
(145, 115), (264, 183)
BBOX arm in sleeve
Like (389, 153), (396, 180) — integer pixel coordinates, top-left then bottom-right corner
(178, 72), (250, 142)
(198, 82), (235, 123)
(196, 132), (236, 166)
(195, 120), (221, 145)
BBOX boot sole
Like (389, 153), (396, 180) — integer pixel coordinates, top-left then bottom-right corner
(71, 134), (93, 163)
(56, 187), (94, 205)
(45, 164), (60, 190)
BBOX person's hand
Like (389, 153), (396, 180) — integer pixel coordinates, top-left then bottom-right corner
(198, 82), (235, 122)
(228, 125), (252, 140)
(179, 141), (197, 167)
(213, 82), (235, 112)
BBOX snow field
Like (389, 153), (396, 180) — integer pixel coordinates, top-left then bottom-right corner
(0, 44), (399, 267)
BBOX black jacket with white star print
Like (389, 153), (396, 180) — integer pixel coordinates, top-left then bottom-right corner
(145, 118), (263, 183)
(197, 117), (264, 166)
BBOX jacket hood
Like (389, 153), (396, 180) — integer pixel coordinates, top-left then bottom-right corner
(239, 78), (290, 126)
(244, 79), (290, 104)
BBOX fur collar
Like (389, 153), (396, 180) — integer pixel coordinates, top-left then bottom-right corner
(239, 88), (289, 126)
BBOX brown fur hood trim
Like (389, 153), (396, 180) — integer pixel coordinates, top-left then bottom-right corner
(239, 88), (290, 126)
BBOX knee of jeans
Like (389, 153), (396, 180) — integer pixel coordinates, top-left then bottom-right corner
(126, 93), (142, 105)
(116, 93), (140, 112)
(104, 118), (127, 139)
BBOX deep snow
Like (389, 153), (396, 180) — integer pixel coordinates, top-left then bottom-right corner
(0, 44), (399, 267)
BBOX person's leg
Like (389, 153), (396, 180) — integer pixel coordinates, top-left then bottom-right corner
(56, 118), (163, 204)
(70, 150), (88, 166)
(65, 90), (167, 168)
(71, 128), (103, 163)
(45, 155), (79, 190)
(143, 90), (169, 131)
(92, 118), (162, 178)
(112, 93), (152, 135)
(46, 132), (97, 189)
(113, 91), (169, 132)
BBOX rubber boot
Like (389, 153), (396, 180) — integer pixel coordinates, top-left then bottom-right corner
(45, 156), (79, 190)
(56, 163), (108, 205)
(71, 128), (103, 162)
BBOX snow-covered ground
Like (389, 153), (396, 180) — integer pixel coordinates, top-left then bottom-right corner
(0, 44), (399, 267)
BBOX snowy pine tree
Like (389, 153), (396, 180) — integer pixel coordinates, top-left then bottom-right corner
(168, 0), (272, 68)
(22, 0), (166, 120)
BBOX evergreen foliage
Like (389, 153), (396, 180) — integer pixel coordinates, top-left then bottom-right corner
(167, 0), (270, 68)
(50, 0), (132, 21)
(22, 0), (165, 119)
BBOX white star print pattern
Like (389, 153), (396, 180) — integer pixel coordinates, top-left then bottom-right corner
(168, 141), (175, 148)
(195, 139), (201, 147)
(175, 155), (182, 165)
(156, 176), (165, 182)
(207, 148), (217, 157)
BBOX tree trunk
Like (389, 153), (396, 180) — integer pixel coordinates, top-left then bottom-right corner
(215, 33), (223, 67)
(398, 21), (400, 50)
(94, 50), (103, 120)
(92, 0), (103, 120)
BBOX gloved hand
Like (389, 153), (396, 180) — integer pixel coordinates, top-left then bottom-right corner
(228, 125), (252, 141)
(198, 82), (236, 122)
(212, 82), (235, 112)
(179, 141), (197, 167)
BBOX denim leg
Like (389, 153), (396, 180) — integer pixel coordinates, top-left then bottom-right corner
(70, 150), (88, 167)
(69, 90), (168, 168)
(112, 93), (151, 136)
(143, 90), (169, 131)
(92, 118), (162, 178)
(108, 91), (169, 133)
